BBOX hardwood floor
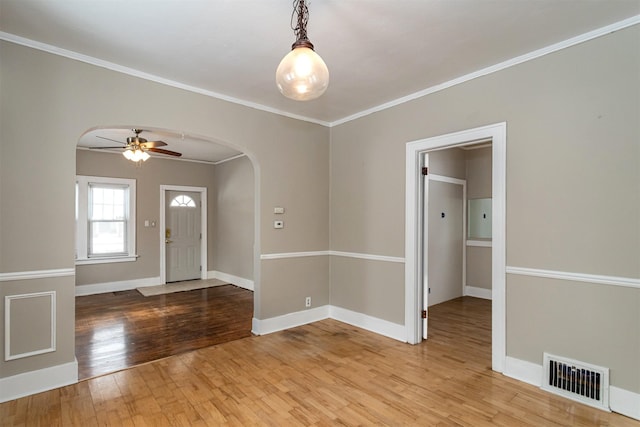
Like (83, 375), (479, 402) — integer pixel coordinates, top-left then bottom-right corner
(2, 297), (636, 426)
(75, 283), (254, 380)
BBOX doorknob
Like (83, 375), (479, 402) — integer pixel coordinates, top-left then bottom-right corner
(165, 239), (173, 244)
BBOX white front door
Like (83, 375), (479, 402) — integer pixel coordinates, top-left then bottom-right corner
(165, 190), (202, 282)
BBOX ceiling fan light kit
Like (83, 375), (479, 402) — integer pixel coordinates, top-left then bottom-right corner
(276, 0), (329, 101)
(123, 147), (150, 162)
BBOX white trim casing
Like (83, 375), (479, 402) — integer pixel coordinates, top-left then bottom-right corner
(464, 286), (492, 300)
(428, 174), (467, 186)
(329, 306), (405, 342)
(208, 270), (254, 291)
(75, 256), (138, 265)
(466, 240), (492, 247)
(405, 122), (507, 373)
(506, 266), (640, 289)
(329, 251), (405, 263)
(0, 360), (78, 403)
(75, 175), (137, 263)
(610, 387), (640, 421)
(3, 17), (638, 127)
(75, 276), (161, 296)
(260, 250), (405, 263)
(0, 268), (75, 282)
(160, 185), (208, 285)
(505, 356), (640, 421)
(260, 251), (330, 260)
(251, 304), (405, 343)
(5, 291), (56, 361)
(252, 305), (330, 336)
(329, 16), (640, 126)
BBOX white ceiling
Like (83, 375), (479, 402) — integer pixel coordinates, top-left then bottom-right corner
(1, 0), (639, 161)
(78, 128), (244, 164)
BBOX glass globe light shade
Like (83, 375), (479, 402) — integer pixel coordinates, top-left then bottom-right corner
(123, 148), (150, 162)
(276, 46), (329, 101)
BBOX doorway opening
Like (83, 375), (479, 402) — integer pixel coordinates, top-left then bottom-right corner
(75, 126), (259, 380)
(422, 157), (467, 336)
(405, 122), (506, 372)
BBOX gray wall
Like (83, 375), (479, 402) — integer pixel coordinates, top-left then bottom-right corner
(0, 40), (329, 379)
(75, 149), (218, 285)
(330, 25), (639, 393)
(465, 146), (492, 290)
(212, 156), (254, 281)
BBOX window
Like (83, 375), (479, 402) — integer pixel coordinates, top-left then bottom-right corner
(170, 195), (196, 207)
(76, 175), (137, 264)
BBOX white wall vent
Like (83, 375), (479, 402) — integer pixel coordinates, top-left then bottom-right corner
(542, 353), (610, 411)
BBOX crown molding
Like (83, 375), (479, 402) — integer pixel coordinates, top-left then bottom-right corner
(329, 15), (640, 127)
(2, 15), (638, 128)
(0, 31), (330, 128)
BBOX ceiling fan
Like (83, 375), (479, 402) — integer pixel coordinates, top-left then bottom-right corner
(91, 129), (182, 161)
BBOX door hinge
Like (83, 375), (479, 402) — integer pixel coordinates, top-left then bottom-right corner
(199, 265), (202, 271)
(422, 167), (428, 176)
(421, 310), (428, 319)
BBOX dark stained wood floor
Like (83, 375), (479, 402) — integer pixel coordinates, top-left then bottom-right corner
(75, 284), (254, 380)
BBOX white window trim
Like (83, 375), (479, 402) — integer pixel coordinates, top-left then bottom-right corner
(76, 175), (138, 265)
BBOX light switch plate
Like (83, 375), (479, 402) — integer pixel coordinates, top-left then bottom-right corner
(274, 207), (285, 214)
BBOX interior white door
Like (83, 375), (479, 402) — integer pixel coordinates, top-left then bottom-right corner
(427, 180), (464, 306)
(165, 190), (202, 282)
(422, 170), (464, 340)
(422, 169), (430, 339)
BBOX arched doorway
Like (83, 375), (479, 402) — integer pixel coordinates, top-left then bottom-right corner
(74, 126), (260, 379)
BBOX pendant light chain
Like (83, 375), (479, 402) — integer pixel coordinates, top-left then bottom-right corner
(291, 0), (309, 43)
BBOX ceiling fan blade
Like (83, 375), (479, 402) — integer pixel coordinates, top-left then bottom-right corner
(96, 135), (126, 145)
(89, 146), (125, 149)
(148, 147), (182, 157)
(140, 140), (168, 149)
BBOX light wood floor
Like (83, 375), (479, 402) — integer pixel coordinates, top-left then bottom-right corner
(2, 297), (636, 426)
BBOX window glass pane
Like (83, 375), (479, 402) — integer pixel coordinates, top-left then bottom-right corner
(90, 185), (126, 220)
(90, 221), (126, 255)
(170, 195), (196, 207)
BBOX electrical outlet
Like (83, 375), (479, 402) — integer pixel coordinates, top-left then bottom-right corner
(305, 296), (311, 308)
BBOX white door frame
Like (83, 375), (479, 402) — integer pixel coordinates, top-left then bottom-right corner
(159, 185), (208, 284)
(405, 122), (506, 372)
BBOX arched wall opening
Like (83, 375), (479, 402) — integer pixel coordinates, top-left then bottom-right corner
(74, 125), (261, 378)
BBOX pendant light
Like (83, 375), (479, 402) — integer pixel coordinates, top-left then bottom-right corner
(276, 0), (329, 101)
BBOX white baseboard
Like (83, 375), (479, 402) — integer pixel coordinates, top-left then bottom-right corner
(75, 276), (161, 296)
(252, 305), (329, 335)
(329, 305), (406, 342)
(504, 356), (543, 386)
(0, 359), (78, 403)
(504, 356), (639, 421)
(464, 285), (492, 300)
(610, 386), (640, 421)
(208, 270), (254, 291)
(251, 304), (405, 343)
